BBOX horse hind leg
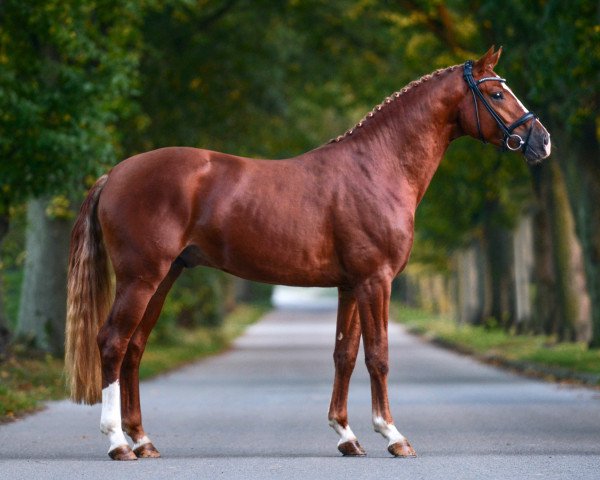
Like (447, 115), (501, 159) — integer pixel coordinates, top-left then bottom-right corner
(328, 288), (365, 456)
(97, 262), (171, 461)
(120, 261), (184, 458)
(354, 275), (416, 458)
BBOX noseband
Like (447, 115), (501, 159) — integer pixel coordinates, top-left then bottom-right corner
(463, 60), (536, 152)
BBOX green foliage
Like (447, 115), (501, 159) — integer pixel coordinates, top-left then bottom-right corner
(142, 303), (267, 378)
(413, 139), (532, 269)
(154, 267), (228, 343)
(473, 0), (600, 344)
(0, 206), (25, 272)
(125, 1), (484, 158)
(238, 281), (275, 307)
(394, 303), (600, 380)
(2, 269), (22, 330)
(475, 0), (599, 132)
(0, 0), (144, 210)
(1, 0), (598, 348)
(0, 208), (25, 330)
(125, 0), (308, 157)
(0, 351), (64, 421)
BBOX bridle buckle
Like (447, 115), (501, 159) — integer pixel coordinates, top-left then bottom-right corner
(506, 133), (524, 151)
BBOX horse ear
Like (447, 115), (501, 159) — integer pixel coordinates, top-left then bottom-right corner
(474, 46), (502, 74)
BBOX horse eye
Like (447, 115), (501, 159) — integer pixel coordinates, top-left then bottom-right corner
(491, 92), (504, 100)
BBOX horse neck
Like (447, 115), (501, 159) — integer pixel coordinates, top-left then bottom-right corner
(334, 68), (465, 206)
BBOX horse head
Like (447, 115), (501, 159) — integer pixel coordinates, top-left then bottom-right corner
(457, 46), (551, 165)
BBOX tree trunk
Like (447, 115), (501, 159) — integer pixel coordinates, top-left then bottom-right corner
(483, 212), (516, 331)
(16, 197), (72, 356)
(530, 164), (560, 336)
(422, 273), (452, 315)
(583, 171), (600, 346)
(512, 213), (534, 332)
(557, 120), (600, 348)
(548, 162), (592, 342)
(455, 240), (489, 325)
(530, 161), (592, 342)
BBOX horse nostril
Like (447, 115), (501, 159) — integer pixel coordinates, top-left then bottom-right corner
(543, 133), (549, 146)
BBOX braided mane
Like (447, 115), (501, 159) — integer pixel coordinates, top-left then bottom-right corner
(328, 64), (461, 144)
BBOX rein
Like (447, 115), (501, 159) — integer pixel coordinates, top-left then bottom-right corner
(463, 60), (536, 152)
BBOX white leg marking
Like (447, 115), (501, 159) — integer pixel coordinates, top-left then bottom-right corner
(329, 419), (357, 446)
(100, 380), (129, 453)
(373, 415), (406, 446)
(132, 435), (152, 450)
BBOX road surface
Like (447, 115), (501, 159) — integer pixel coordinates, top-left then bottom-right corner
(1, 289), (599, 479)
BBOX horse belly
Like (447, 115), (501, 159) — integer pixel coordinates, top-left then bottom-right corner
(188, 204), (342, 287)
(227, 246), (342, 287)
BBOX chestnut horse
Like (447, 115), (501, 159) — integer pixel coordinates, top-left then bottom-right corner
(65, 47), (550, 460)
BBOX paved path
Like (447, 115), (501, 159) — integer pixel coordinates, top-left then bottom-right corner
(1, 300), (600, 479)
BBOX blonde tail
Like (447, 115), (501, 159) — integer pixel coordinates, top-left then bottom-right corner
(65, 174), (112, 404)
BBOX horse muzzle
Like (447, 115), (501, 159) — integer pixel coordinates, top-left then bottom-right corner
(523, 123), (551, 165)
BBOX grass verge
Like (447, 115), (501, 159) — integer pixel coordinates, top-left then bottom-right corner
(393, 303), (600, 386)
(0, 303), (268, 423)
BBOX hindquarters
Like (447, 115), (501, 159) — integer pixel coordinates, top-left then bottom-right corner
(97, 148), (210, 275)
(66, 148), (206, 405)
(88, 149), (208, 458)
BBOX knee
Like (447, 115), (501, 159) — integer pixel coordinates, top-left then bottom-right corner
(333, 350), (356, 372)
(97, 329), (129, 365)
(364, 354), (389, 377)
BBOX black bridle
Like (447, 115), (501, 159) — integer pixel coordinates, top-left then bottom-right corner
(463, 60), (536, 152)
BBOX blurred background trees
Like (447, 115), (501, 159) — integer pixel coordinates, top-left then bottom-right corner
(0, 0), (598, 356)
(0, 0), (144, 354)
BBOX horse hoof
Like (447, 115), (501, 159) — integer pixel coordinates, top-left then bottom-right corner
(134, 442), (161, 458)
(338, 440), (366, 456)
(108, 444), (138, 461)
(388, 439), (417, 458)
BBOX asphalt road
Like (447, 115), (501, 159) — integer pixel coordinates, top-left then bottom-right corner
(1, 293), (600, 479)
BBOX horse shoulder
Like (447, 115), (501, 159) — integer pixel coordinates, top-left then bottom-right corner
(329, 173), (417, 281)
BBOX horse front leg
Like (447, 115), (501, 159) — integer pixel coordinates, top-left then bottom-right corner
(328, 288), (365, 456)
(120, 262), (184, 458)
(354, 274), (417, 458)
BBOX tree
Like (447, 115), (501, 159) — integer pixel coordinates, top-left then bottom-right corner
(0, 0), (142, 215)
(474, 0), (599, 343)
(3, 0), (596, 350)
(0, 0), (144, 353)
(387, 0), (598, 344)
(16, 197), (72, 354)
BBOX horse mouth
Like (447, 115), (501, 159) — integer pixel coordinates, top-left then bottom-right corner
(523, 130), (551, 166)
(524, 150), (544, 166)
(523, 144), (550, 166)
